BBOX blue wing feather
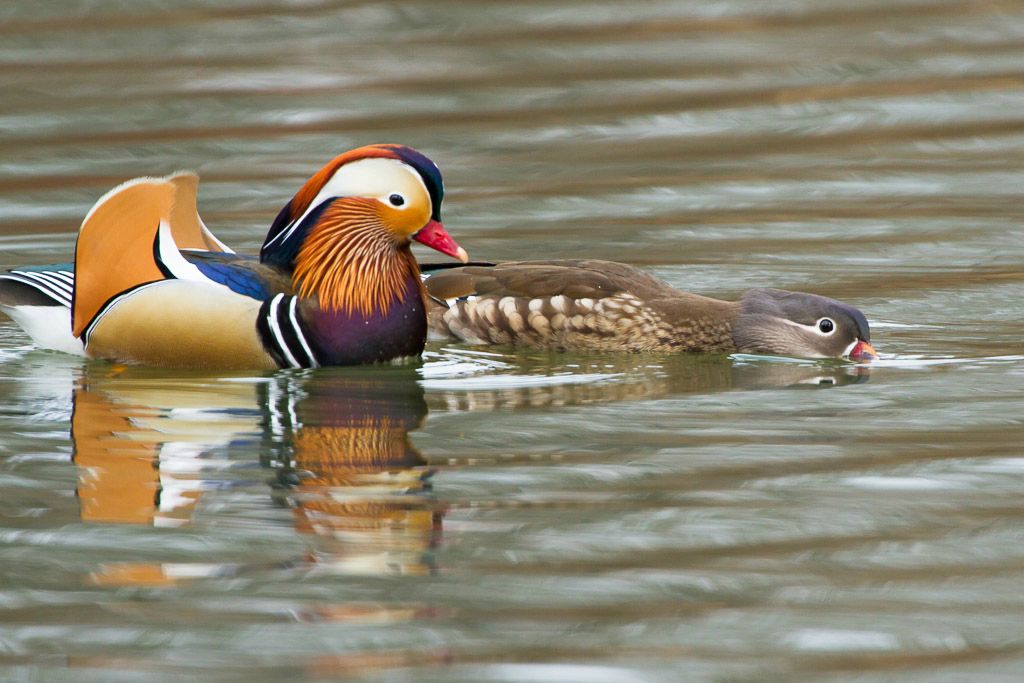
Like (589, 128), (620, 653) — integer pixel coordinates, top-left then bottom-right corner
(188, 255), (273, 300)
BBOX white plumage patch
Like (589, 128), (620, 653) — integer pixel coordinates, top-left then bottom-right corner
(1, 305), (84, 355)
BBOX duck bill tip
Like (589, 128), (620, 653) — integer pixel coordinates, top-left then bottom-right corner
(848, 340), (878, 361)
(413, 219), (468, 262)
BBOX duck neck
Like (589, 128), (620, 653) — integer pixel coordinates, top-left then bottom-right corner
(291, 199), (422, 318)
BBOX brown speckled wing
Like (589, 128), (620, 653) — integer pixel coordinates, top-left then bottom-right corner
(426, 260), (670, 302)
(425, 260), (736, 353)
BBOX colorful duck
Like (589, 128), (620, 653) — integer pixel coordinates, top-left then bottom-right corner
(0, 144), (468, 369)
(1, 146), (876, 364)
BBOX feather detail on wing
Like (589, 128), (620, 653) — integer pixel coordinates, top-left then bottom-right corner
(72, 178), (177, 339)
(422, 260), (735, 353)
(72, 173), (238, 341)
(0, 265), (82, 354)
(0, 266), (74, 308)
(423, 260), (666, 304)
(165, 172), (234, 253)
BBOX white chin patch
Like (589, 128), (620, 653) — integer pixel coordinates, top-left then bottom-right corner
(841, 339), (860, 358)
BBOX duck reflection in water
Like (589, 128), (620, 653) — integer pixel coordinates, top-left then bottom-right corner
(71, 364), (439, 586)
(426, 351), (870, 413)
(264, 367), (439, 577)
(69, 352), (868, 586)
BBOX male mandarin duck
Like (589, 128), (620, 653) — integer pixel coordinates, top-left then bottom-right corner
(0, 144), (468, 369)
(421, 260), (877, 360)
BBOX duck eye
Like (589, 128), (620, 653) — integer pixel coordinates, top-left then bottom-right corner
(388, 193), (405, 207)
(818, 318), (835, 334)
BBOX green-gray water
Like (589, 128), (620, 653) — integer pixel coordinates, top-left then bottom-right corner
(2, 1), (1023, 681)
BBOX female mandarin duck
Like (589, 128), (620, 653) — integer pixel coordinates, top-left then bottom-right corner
(0, 144), (468, 369)
(421, 260), (877, 360)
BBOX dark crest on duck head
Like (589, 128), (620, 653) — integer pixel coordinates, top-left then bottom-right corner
(379, 144), (444, 222)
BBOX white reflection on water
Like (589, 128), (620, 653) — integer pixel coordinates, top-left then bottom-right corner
(421, 347), (622, 392)
(477, 663), (652, 683)
(843, 475), (972, 491)
(422, 372), (618, 392)
(784, 628), (901, 652)
(870, 354), (1024, 368)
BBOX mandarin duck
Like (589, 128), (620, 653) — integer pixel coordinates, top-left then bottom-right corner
(0, 145), (467, 369)
(422, 260), (877, 360)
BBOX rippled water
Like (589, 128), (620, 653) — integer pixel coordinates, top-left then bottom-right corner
(2, 1), (1024, 680)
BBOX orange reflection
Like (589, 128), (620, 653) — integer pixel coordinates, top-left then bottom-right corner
(72, 385), (161, 525)
(281, 372), (440, 577)
(72, 367), (259, 530)
(71, 366), (439, 585)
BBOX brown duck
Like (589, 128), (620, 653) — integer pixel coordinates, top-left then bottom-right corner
(423, 260), (877, 360)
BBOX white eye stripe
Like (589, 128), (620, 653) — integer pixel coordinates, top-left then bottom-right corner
(779, 317), (838, 336)
(266, 159), (427, 249)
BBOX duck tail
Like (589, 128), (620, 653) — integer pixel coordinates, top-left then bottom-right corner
(0, 263), (81, 354)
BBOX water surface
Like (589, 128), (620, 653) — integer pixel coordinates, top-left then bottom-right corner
(2, 1), (1024, 681)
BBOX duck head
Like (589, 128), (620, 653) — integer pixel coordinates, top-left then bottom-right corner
(260, 144), (468, 315)
(733, 288), (877, 360)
